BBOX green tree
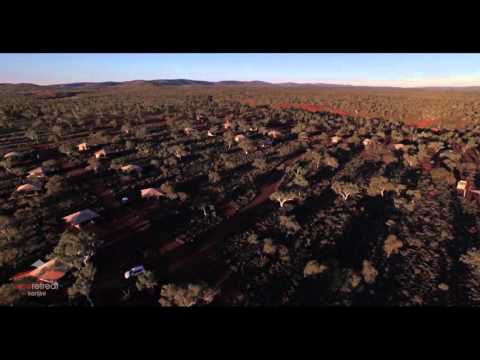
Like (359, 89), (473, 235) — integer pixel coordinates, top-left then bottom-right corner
(430, 167), (456, 186)
(159, 283), (219, 307)
(68, 262), (96, 306)
(208, 170), (221, 184)
(278, 215), (301, 233)
(25, 127), (39, 142)
(50, 230), (96, 269)
(269, 191), (298, 208)
(0, 284), (23, 306)
(135, 270), (157, 292)
(331, 181), (361, 201)
(45, 175), (65, 196)
(59, 143), (76, 157)
(367, 176), (396, 197)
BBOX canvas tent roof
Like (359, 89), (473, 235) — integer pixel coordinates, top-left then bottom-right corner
(234, 134), (246, 142)
(267, 130), (281, 138)
(27, 167), (45, 177)
(78, 142), (88, 151)
(31, 259), (45, 268)
(11, 258), (69, 283)
(141, 188), (164, 198)
(95, 149), (108, 158)
(121, 164), (142, 173)
(16, 184), (41, 192)
(457, 180), (468, 190)
(63, 209), (99, 226)
(4, 152), (20, 158)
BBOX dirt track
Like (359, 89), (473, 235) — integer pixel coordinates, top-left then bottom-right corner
(163, 151), (305, 280)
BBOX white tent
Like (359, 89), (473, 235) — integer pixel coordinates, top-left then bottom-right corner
(27, 167), (45, 178)
(234, 134), (246, 143)
(331, 136), (342, 144)
(63, 209), (99, 228)
(95, 149), (107, 159)
(16, 184), (41, 192)
(121, 164), (142, 173)
(4, 152), (20, 159)
(141, 188), (164, 199)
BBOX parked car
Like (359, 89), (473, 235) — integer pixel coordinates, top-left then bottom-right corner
(124, 265), (145, 279)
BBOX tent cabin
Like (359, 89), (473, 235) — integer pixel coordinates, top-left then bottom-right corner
(3, 151), (20, 159)
(331, 136), (342, 144)
(27, 167), (45, 179)
(10, 258), (69, 284)
(63, 209), (100, 229)
(267, 130), (282, 139)
(120, 164), (142, 174)
(261, 139), (274, 148)
(94, 149), (108, 159)
(141, 188), (164, 199)
(77, 142), (88, 152)
(362, 138), (372, 147)
(16, 184), (41, 193)
(457, 180), (470, 198)
(207, 130), (215, 137)
(234, 134), (246, 143)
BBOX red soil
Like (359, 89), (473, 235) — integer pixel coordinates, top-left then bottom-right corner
(244, 99), (450, 128)
(248, 101), (352, 117)
(414, 118), (438, 128)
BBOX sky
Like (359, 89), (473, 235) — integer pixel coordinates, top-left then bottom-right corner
(2, 53), (480, 87)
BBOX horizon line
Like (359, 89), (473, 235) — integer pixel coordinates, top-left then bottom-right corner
(2, 78), (480, 89)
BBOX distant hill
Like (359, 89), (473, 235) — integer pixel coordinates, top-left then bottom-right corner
(0, 79), (355, 89)
(216, 80), (271, 86)
(276, 82), (355, 87)
(51, 82), (121, 88)
(150, 79), (215, 86)
(3, 79), (480, 91)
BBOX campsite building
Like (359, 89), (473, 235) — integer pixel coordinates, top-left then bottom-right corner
(331, 136), (342, 144)
(63, 209), (100, 229)
(120, 164), (142, 174)
(10, 258), (69, 284)
(267, 130), (282, 139)
(457, 180), (470, 198)
(27, 167), (45, 179)
(141, 188), (164, 199)
(16, 184), (41, 193)
(362, 138), (373, 147)
(78, 142), (88, 152)
(95, 149), (108, 159)
(3, 152), (20, 159)
(234, 134), (246, 143)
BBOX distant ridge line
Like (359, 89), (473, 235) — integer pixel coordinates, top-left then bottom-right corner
(2, 79), (480, 90)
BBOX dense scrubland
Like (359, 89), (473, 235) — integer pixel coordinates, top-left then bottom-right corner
(1, 82), (480, 306)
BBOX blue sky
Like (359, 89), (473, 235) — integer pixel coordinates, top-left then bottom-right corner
(2, 53), (480, 87)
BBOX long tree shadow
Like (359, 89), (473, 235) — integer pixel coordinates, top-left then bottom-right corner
(335, 196), (392, 272)
(447, 194), (476, 305)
